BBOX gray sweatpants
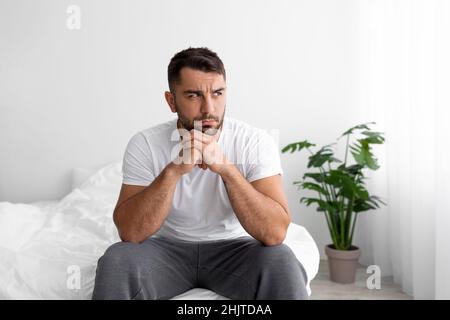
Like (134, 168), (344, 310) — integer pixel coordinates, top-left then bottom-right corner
(92, 236), (308, 300)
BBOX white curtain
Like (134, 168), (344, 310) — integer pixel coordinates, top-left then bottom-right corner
(353, 0), (450, 299)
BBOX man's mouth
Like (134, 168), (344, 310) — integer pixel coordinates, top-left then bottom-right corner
(201, 120), (216, 125)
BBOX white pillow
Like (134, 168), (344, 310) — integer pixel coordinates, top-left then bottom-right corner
(71, 167), (99, 190)
(71, 162), (121, 190)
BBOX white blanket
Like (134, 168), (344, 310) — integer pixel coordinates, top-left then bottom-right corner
(0, 162), (319, 299)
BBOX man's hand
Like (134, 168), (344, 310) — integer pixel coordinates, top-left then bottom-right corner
(191, 129), (231, 174)
(171, 128), (231, 176)
(171, 133), (204, 176)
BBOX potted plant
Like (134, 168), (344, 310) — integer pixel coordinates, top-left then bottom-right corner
(282, 123), (385, 284)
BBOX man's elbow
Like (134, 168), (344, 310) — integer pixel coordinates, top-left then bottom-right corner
(113, 210), (142, 244)
(262, 227), (288, 246)
(116, 228), (141, 244)
(263, 213), (291, 246)
(116, 222), (150, 244)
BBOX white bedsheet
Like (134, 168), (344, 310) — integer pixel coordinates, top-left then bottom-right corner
(0, 162), (319, 299)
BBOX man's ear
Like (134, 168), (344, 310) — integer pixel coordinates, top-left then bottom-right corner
(165, 91), (177, 113)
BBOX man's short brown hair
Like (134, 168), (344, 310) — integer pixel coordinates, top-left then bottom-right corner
(167, 47), (226, 93)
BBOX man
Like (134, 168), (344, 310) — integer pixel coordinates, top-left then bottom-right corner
(92, 47), (308, 300)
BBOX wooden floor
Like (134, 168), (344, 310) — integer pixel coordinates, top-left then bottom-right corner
(309, 260), (413, 300)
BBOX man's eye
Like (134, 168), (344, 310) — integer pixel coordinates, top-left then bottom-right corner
(188, 94), (199, 98)
(213, 91), (223, 96)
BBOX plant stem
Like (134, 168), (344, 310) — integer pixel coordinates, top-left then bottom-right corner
(318, 167), (333, 201)
(325, 211), (338, 247)
(327, 162), (338, 201)
(349, 212), (358, 247)
(345, 195), (355, 248)
(306, 148), (340, 248)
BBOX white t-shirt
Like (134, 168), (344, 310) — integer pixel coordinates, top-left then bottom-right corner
(122, 116), (283, 241)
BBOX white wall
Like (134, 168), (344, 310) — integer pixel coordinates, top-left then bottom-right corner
(0, 0), (370, 258)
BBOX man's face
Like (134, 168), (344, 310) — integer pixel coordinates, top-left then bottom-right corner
(165, 67), (226, 136)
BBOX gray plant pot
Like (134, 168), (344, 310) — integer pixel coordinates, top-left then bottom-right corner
(325, 244), (361, 284)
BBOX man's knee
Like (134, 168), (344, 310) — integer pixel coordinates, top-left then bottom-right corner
(252, 244), (308, 294)
(252, 244), (298, 267)
(92, 241), (142, 299)
(97, 241), (140, 272)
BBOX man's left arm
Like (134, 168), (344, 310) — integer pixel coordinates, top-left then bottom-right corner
(194, 129), (291, 246)
(219, 163), (291, 246)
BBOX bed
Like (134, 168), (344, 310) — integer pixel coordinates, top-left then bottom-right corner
(0, 162), (320, 299)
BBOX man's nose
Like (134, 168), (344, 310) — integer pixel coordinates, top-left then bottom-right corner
(201, 95), (214, 114)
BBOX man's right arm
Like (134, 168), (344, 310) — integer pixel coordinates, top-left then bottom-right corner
(113, 132), (203, 244)
(113, 162), (182, 244)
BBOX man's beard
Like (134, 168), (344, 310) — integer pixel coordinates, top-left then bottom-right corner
(176, 104), (225, 136)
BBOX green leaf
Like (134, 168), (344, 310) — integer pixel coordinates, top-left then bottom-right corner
(361, 131), (385, 144)
(340, 122), (375, 137)
(365, 154), (380, 170)
(329, 157), (342, 163)
(324, 170), (369, 200)
(300, 197), (336, 213)
(308, 153), (333, 168)
(301, 182), (330, 196)
(353, 199), (377, 212)
(307, 145), (336, 168)
(338, 164), (364, 177)
(281, 140), (315, 153)
(353, 195), (386, 213)
(293, 180), (305, 191)
(303, 172), (326, 183)
(369, 195), (387, 206)
(350, 140), (380, 170)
